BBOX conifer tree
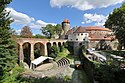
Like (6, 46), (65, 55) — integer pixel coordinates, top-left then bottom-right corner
(0, 0), (17, 82)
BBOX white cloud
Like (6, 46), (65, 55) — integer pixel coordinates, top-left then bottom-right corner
(5, 8), (35, 25)
(82, 13), (108, 26)
(5, 8), (56, 30)
(50, 0), (124, 11)
(36, 20), (56, 26)
(29, 20), (56, 29)
(15, 29), (21, 35)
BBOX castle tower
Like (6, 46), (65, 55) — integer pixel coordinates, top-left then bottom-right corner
(62, 19), (70, 35)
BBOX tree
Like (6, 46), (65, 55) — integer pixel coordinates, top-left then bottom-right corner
(55, 24), (63, 39)
(41, 24), (55, 39)
(49, 45), (59, 58)
(104, 3), (125, 49)
(0, 0), (12, 12)
(33, 34), (47, 39)
(0, 0), (17, 82)
(20, 26), (33, 38)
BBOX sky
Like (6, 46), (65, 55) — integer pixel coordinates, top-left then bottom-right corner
(6, 0), (125, 35)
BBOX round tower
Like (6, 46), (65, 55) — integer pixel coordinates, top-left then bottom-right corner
(62, 19), (70, 35)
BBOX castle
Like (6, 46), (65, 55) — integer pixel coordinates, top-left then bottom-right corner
(61, 19), (114, 41)
(61, 19), (117, 55)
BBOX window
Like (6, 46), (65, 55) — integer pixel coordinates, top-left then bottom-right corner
(71, 39), (72, 40)
(78, 34), (79, 36)
(81, 33), (83, 35)
(76, 39), (78, 40)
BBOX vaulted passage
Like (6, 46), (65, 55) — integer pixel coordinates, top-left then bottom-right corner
(23, 42), (31, 66)
(47, 42), (51, 56)
(34, 43), (44, 59)
(58, 42), (61, 52)
(16, 38), (67, 64)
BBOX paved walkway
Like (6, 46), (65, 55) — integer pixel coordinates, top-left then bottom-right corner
(34, 63), (53, 71)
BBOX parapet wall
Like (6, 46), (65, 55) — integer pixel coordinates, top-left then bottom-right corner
(89, 40), (118, 50)
(67, 40), (118, 55)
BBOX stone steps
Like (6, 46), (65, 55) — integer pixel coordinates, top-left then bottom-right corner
(56, 57), (70, 67)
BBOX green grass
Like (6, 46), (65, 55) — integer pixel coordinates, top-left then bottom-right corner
(55, 48), (80, 64)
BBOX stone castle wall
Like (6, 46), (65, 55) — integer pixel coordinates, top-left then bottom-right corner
(68, 40), (118, 55)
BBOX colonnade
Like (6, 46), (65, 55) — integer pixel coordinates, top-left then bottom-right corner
(17, 39), (66, 63)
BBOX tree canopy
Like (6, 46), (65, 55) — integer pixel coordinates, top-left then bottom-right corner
(20, 26), (33, 38)
(104, 3), (125, 49)
(41, 24), (63, 39)
(55, 24), (63, 39)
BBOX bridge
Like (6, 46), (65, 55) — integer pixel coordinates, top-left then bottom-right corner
(16, 38), (67, 63)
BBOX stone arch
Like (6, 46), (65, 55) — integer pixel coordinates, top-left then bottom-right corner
(58, 42), (62, 52)
(58, 42), (61, 47)
(62, 42), (67, 47)
(62, 42), (65, 46)
(23, 42), (31, 66)
(47, 42), (52, 56)
(53, 42), (57, 46)
(34, 42), (45, 59)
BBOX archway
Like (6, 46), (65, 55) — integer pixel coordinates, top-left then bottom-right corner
(58, 42), (62, 52)
(34, 42), (44, 59)
(53, 42), (57, 46)
(23, 42), (31, 66)
(47, 42), (51, 56)
(62, 42), (65, 46)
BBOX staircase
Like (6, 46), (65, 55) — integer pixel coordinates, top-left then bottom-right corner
(56, 57), (70, 67)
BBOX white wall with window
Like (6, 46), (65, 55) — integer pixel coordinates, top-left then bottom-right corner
(68, 33), (89, 41)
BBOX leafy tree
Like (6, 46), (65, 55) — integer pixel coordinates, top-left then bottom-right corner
(0, 0), (12, 12)
(104, 3), (125, 49)
(20, 26), (33, 38)
(0, 0), (17, 82)
(41, 24), (55, 39)
(33, 34), (47, 39)
(55, 24), (63, 39)
(94, 61), (125, 83)
(49, 45), (59, 58)
(41, 24), (63, 39)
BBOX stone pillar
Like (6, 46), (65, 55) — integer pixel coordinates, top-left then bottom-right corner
(30, 43), (34, 61)
(51, 42), (53, 46)
(19, 43), (24, 63)
(44, 44), (48, 56)
(56, 42), (58, 48)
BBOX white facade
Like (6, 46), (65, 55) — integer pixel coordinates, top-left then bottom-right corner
(68, 32), (89, 41)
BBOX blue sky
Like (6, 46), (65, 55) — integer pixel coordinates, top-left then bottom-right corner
(6, 0), (125, 35)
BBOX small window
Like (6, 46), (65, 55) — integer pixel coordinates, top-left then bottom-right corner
(76, 39), (78, 40)
(85, 34), (87, 35)
(78, 34), (79, 36)
(71, 39), (72, 40)
(81, 33), (83, 35)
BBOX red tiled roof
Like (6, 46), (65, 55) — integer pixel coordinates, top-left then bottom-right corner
(63, 19), (69, 23)
(73, 26), (111, 33)
(74, 26), (86, 33)
(86, 26), (111, 31)
(89, 34), (115, 41)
